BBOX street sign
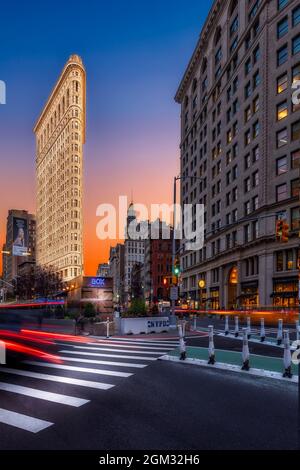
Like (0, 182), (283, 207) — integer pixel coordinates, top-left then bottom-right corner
(170, 286), (179, 301)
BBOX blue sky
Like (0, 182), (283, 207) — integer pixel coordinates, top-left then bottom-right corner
(0, 0), (213, 272)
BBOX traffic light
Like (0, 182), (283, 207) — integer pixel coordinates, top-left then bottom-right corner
(281, 222), (289, 243)
(276, 220), (283, 242)
(276, 219), (289, 243)
(174, 257), (180, 276)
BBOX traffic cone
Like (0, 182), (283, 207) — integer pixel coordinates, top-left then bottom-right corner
(277, 319), (283, 346)
(179, 337), (186, 361)
(283, 330), (292, 379)
(208, 325), (215, 365)
(260, 318), (266, 342)
(246, 317), (251, 339)
(224, 315), (229, 336)
(242, 328), (250, 371)
(296, 321), (299, 349)
(234, 316), (239, 337)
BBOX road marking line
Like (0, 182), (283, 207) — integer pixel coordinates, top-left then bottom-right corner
(64, 345), (166, 355)
(92, 339), (179, 346)
(24, 361), (133, 378)
(0, 408), (53, 433)
(59, 350), (157, 361)
(0, 381), (89, 407)
(0, 367), (114, 390)
(84, 342), (175, 351)
(58, 356), (147, 368)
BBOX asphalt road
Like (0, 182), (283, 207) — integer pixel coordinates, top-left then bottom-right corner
(0, 337), (298, 451)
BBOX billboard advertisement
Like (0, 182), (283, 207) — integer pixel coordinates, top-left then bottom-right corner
(12, 217), (28, 256)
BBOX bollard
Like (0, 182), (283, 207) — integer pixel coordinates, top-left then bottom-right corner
(283, 330), (293, 379)
(260, 318), (266, 342)
(224, 315), (229, 336)
(296, 321), (300, 349)
(241, 328), (250, 371)
(246, 317), (251, 339)
(208, 325), (215, 365)
(179, 337), (187, 361)
(193, 315), (197, 332)
(106, 317), (110, 339)
(178, 323), (183, 340)
(277, 319), (283, 346)
(0, 340), (6, 365)
(182, 320), (186, 339)
(234, 316), (239, 338)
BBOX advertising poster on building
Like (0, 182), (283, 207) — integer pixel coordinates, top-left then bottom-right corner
(12, 217), (28, 256)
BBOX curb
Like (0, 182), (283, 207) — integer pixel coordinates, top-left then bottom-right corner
(159, 354), (298, 384)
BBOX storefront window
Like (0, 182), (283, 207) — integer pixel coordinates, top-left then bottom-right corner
(286, 250), (294, 270)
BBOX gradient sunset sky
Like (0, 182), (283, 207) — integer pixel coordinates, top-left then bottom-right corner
(0, 0), (213, 275)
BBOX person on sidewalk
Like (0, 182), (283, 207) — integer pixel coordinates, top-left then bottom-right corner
(179, 337), (186, 361)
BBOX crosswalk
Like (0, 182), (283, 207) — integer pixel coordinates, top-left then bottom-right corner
(0, 337), (178, 434)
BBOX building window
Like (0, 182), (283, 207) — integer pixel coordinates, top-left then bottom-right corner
(291, 178), (300, 198)
(277, 101), (288, 120)
(244, 201), (251, 216)
(277, 128), (288, 147)
(292, 34), (300, 55)
(292, 120), (300, 140)
(244, 224), (251, 243)
(244, 177), (251, 193)
(291, 149), (300, 169)
(249, 0), (260, 21)
(253, 96), (259, 114)
(253, 195), (259, 211)
(245, 82), (252, 99)
(278, 0), (289, 11)
(245, 106), (251, 122)
(245, 153), (251, 169)
(277, 17), (288, 39)
(276, 251), (284, 272)
(276, 183), (288, 201)
(286, 250), (294, 270)
(277, 44), (288, 66)
(276, 156), (288, 175)
(292, 63), (300, 84)
(230, 15), (239, 37)
(277, 73), (288, 94)
(253, 70), (260, 88)
(253, 121), (260, 138)
(291, 207), (300, 230)
(253, 145), (260, 162)
(245, 58), (252, 76)
(253, 45), (260, 64)
(293, 6), (300, 27)
(252, 220), (259, 239)
(253, 170), (259, 187)
(245, 130), (251, 146)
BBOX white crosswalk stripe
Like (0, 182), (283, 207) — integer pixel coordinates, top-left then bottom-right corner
(24, 361), (133, 378)
(59, 349), (158, 360)
(0, 338), (177, 434)
(62, 345), (167, 355)
(0, 408), (53, 433)
(0, 381), (89, 407)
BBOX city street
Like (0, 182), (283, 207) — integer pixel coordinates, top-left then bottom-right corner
(0, 336), (297, 450)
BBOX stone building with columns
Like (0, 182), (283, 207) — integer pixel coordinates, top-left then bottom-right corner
(176, 0), (300, 309)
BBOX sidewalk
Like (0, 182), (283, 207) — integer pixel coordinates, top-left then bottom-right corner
(160, 346), (298, 383)
(99, 331), (208, 341)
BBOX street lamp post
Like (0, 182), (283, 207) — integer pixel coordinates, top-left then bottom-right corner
(171, 175), (204, 317)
